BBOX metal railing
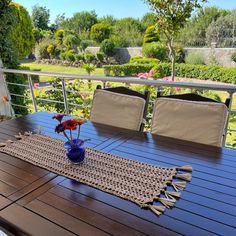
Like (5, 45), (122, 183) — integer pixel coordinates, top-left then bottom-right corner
(1, 68), (236, 147)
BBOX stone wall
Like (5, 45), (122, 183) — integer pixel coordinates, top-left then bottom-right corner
(184, 47), (236, 68)
(87, 46), (236, 67)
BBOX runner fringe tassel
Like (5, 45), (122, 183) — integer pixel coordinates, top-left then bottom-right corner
(0, 132), (193, 217)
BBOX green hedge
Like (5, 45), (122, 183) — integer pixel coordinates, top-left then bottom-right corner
(129, 56), (160, 64)
(103, 63), (236, 84)
(153, 63), (236, 84)
(103, 64), (154, 76)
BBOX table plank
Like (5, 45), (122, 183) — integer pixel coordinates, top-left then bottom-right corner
(0, 112), (236, 236)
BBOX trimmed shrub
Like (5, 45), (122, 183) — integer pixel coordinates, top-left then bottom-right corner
(65, 52), (75, 61)
(96, 52), (105, 62)
(185, 52), (205, 65)
(75, 54), (85, 61)
(143, 25), (159, 44)
(84, 53), (96, 63)
(130, 57), (159, 64)
(143, 42), (168, 61)
(103, 64), (154, 76)
(104, 63), (236, 84)
(91, 23), (110, 43)
(100, 39), (115, 57)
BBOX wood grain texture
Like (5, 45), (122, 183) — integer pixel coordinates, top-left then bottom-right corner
(0, 112), (236, 236)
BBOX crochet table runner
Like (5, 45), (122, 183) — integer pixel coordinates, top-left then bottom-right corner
(0, 133), (193, 216)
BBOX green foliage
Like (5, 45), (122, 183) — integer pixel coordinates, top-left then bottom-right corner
(96, 52), (105, 62)
(62, 11), (97, 34)
(152, 63), (236, 83)
(103, 64), (154, 76)
(178, 7), (229, 46)
(37, 79), (93, 117)
(143, 25), (159, 44)
(130, 57), (159, 64)
(35, 37), (55, 59)
(32, 27), (43, 43)
(65, 52), (75, 61)
(63, 34), (80, 50)
(144, 0), (207, 80)
(84, 53), (96, 63)
(55, 29), (64, 45)
(91, 23), (110, 43)
(141, 13), (157, 28)
(185, 52), (205, 65)
(0, 0), (28, 115)
(112, 17), (145, 47)
(100, 39), (115, 57)
(206, 10), (236, 47)
(99, 15), (116, 26)
(82, 63), (96, 75)
(232, 52), (236, 63)
(31, 4), (50, 30)
(75, 54), (85, 61)
(80, 40), (96, 51)
(174, 44), (185, 63)
(9, 3), (34, 58)
(143, 42), (168, 61)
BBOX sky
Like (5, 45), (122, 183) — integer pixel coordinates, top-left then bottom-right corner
(15, 0), (236, 23)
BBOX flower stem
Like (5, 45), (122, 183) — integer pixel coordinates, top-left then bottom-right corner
(76, 125), (81, 145)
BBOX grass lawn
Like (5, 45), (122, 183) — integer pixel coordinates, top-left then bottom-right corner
(21, 61), (105, 82)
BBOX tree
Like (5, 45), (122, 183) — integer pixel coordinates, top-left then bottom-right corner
(112, 17), (145, 47)
(62, 11), (97, 34)
(178, 7), (229, 47)
(55, 29), (65, 45)
(99, 15), (116, 26)
(0, 0), (28, 115)
(143, 25), (159, 44)
(9, 3), (34, 58)
(206, 10), (236, 47)
(63, 34), (80, 51)
(31, 4), (50, 30)
(141, 13), (156, 28)
(144, 0), (207, 80)
(91, 23), (110, 43)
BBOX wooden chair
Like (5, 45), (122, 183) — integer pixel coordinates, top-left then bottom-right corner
(151, 93), (229, 147)
(90, 86), (149, 131)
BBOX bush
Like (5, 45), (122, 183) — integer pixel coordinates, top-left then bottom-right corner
(84, 53), (96, 63)
(103, 64), (154, 76)
(174, 44), (185, 63)
(96, 52), (105, 62)
(65, 52), (75, 61)
(185, 52), (205, 65)
(91, 23), (110, 43)
(60, 52), (67, 60)
(143, 42), (168, 61)
(130, 57), (159, 64)
(82, 63), (96, 75)
(75, 54), (85, 61)
(152, 63), (236, 83)
(35, 38), (52, 59)
(231, 52), (236, 63)
(80, 40), (96, 51)
(143, 25), (159, 44)
(100, 39), (115, 57)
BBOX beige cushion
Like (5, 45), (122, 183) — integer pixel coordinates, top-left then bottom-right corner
(151, 98), (228, 147)
(90, 90), (146, 131)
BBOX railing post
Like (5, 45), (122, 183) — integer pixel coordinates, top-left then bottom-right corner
(156, 86), (162, 97)
(28, 75), (38, 112)
(223, 91), (234, 146)
(61, 78), (69, 115)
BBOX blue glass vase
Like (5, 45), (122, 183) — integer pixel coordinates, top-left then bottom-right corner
(64, 139), (85, 164)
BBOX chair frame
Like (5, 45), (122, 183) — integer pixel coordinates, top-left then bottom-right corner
(157, 92), (230, 107)
(96, 85), (150, 131)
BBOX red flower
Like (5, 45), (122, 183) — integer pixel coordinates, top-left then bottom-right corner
(52, 114), (65, 122)
(63, 119), (78, 130)
(55, 123), (65, 133)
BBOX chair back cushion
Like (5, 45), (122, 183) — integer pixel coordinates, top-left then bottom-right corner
(90, 90), (146, 131)
(151, 98), (228, 147)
